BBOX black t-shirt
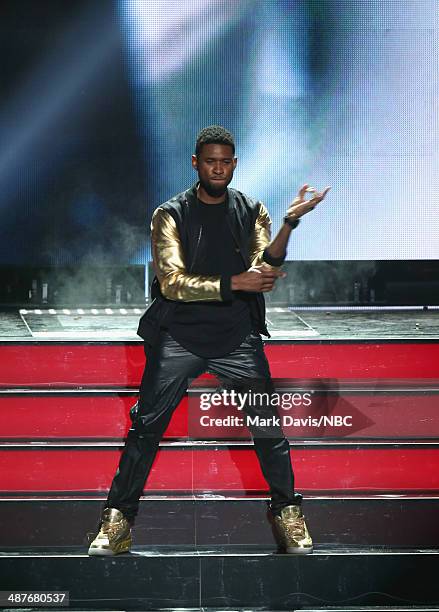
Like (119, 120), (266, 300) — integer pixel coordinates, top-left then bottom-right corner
(167, 198), (253, 358)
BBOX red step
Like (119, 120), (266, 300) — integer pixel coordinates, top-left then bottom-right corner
(2, 341), (439, 387)
(1, 445), (438, 493)
(1, 389), (438, 439)
(0, 394), (186, 439)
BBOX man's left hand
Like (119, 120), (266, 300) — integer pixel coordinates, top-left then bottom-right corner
(285, 184), (331, 222)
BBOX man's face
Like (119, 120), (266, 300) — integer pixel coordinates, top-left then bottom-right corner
(192, 143), (237, 198)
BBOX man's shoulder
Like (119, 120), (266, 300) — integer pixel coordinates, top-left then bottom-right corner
(228, 188), (263, 224)
(152, 187), (193, 222)
(228, 187), (261, 209)
(156, 189), (188, 212)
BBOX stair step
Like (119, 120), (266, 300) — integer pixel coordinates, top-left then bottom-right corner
(0, 545), (438, 610)
(2, 385), (439, 439)
(1, 443), (438, 494)
(0, 388), (439, 440)
(0, 392), (187, 439)
(0, 495), (438, 548)
(2, 340), (439, 387)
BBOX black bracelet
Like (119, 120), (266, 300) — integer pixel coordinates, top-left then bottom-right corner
(283, 216), (300, 229)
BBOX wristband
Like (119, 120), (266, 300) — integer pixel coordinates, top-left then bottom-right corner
(283, 216), (300, 229)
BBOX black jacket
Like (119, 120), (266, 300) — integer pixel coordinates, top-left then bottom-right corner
(137, 183), (286, 344)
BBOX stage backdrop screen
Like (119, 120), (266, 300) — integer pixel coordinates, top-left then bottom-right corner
(0, 0), (437, 264)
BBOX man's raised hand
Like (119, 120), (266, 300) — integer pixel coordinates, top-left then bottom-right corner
(285, 184), (331, 222)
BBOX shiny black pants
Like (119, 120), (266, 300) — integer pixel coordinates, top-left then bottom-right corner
(106, 330), (302, 522)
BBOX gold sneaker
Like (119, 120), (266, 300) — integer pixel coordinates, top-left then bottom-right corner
(274, 504), (313, 554)
(88, 508), (132, 556)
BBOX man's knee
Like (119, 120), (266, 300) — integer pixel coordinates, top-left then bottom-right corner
(129, 400), (172, 437)
(129, 401), (140, 424)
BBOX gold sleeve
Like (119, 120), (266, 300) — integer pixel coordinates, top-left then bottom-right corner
(151, 207), (223, 301)
(248, 202), (272, 267)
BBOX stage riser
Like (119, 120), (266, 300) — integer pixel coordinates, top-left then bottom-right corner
(1, 498), (438, 548)
(0, 551), (438, 610)
(1, 392), (439, 439)
(0, 337), (438, 612)
(2, 342), (439, 386)
(1, 447), (438, 493)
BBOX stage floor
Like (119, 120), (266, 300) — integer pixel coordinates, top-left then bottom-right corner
(1, 306), (439, 341)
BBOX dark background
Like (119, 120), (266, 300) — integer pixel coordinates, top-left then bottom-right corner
(0, 0), (147, 265)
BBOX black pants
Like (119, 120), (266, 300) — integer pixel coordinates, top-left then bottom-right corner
(106, 330), (302, 522)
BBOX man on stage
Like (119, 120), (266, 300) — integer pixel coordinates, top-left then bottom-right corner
(88, 125), (330, 556)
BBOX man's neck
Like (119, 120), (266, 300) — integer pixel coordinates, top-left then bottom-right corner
(197, 184), (227, 204)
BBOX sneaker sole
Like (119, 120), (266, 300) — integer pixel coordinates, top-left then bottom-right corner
(285, 545), (313, 554)
(88, 537), (132, 556)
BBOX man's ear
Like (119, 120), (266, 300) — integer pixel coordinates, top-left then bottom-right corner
(191, 154), (198, 170)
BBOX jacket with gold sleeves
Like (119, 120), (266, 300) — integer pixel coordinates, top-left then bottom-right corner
(137, 183), (286, 345)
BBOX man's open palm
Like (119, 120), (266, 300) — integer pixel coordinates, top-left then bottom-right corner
(285, 184), (331, 221)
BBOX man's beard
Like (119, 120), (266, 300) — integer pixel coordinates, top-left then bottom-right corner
(199, 177), (231, 198)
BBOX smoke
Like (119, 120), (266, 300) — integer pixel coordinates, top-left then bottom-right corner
(268, 260), (377, 305)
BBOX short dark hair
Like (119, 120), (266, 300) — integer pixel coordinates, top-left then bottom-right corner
(195, 125), (235, 157)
